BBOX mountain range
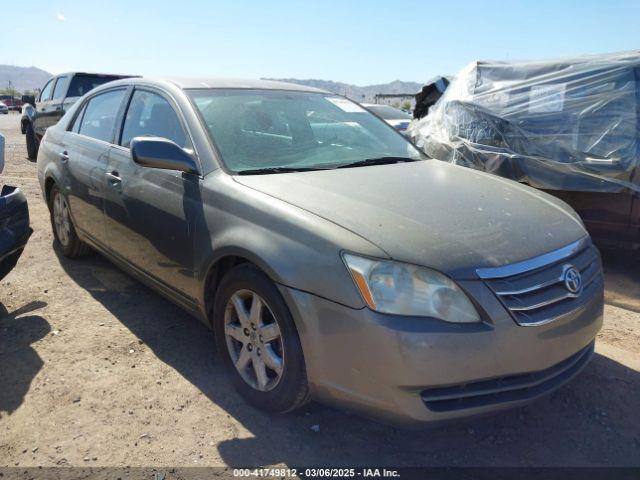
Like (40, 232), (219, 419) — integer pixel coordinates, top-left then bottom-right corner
(0, 64), (423, 101)
(266, 78), (423, 102)
(0, 65), (52, 92)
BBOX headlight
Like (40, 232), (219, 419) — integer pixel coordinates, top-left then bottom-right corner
(343, 253), (480, 323)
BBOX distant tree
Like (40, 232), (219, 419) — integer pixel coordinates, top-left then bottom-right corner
(0, 87), (19, 97)
(402, 101), (411, 111)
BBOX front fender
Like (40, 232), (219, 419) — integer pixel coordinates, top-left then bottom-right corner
(195, 172), (387, 313)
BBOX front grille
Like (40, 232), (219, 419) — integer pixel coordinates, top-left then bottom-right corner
(479, 238), (602, 326)
(421, 342), (594, 412)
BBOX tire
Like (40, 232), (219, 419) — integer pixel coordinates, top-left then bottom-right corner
(49, 184), (91, 258)
(213, 263), (310, 413)
(25, 122), (39, 160)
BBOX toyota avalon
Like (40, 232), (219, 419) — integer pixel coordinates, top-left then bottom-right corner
(37, 78), (603, 425)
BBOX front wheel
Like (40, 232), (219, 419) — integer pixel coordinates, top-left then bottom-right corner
(49, 184), (91, 258)
(213, 264), (310, 413)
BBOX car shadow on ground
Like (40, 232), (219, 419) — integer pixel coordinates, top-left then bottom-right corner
(0, 300), (49, 417)
(55, 248), (640, 467)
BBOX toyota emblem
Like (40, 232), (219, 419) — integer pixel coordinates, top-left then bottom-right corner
(563, 266), (582, 294)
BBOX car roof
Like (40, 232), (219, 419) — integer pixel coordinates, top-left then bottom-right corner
(56, 72), (134, 78)
(163, 77), (328, 92)
(96, 76), (329, 93)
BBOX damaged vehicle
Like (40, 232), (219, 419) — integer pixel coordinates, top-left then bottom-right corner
(409, 51), (640, 250)
(0, 133), (33, 281)
(37, 78), (602, 425)
(412, 75), (450, 120)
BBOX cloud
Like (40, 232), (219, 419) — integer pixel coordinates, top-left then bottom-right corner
(56, 12), (66, 21)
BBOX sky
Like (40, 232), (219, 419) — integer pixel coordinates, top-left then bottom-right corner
(1, 0), (639, 85)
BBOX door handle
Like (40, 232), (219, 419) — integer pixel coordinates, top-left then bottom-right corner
(58, 151), (69, 163)
(106, 171), (122, 184)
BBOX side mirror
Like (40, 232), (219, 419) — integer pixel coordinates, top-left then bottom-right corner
(131, 137), (199, 175)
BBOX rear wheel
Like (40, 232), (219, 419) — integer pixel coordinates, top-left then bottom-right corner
(25, 123), (39, 160)
(49, 184), (91, 258)
(213, 263), (310, 413)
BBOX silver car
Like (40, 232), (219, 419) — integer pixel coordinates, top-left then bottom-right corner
(362, 103), (412, 133)
(37, 78), (603, 425)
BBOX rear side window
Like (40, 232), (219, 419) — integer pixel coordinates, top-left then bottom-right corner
(39, 79), (54, 102)
(52, 76), (69, 101)
(68, 74), (123, 98)
(78, 89), (126, 143)
(120, 90), (186, 148)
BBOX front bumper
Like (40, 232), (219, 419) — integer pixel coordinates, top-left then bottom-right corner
(280, 273), (603, 426)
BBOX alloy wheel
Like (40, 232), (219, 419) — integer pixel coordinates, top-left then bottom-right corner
(224, 289), (284, 392)
(53, 191), (71, 247)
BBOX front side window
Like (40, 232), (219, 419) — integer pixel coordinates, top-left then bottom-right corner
(52, 76), (69, 101)
(39, 79), (54, 102)
(188, 89), (422, 173)
(120, 90), (186, 148)
(78, 89), (126, 143)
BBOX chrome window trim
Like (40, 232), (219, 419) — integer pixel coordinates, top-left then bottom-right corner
(476, 236), (590, 280)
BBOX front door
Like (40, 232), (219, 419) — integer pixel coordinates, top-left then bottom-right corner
(33, 78), (55, 139)
(103, 88), (201, 299)
(47, 75), (69, 128)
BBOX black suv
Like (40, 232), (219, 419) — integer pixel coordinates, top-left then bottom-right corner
(25, 72), (133, 159)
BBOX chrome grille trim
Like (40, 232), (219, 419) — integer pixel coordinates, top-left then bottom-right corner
(500, 260), (599, 311)
(478, 237), (602, 327)
(476, 237), (590, 280)
(493, 276), (565, 296)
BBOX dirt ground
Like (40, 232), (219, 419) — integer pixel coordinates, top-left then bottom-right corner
(0, 112), (639, 468)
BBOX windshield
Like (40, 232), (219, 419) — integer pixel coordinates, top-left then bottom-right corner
(188, 89), (424, 173)
(365, 105), (412, 120)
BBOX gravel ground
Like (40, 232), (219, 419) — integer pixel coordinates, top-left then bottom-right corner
(0, 112), (639, 468)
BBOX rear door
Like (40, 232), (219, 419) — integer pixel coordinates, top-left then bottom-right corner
(104, 87), (201, 299)
(62, 88), (129, 247)
(546, 189), (633, 246)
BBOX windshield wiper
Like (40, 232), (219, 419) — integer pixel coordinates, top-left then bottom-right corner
(236, 166), (326, 175)
(335, 156), (418, 169)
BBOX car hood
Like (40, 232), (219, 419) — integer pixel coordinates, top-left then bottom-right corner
(233, 160), (587, 277)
